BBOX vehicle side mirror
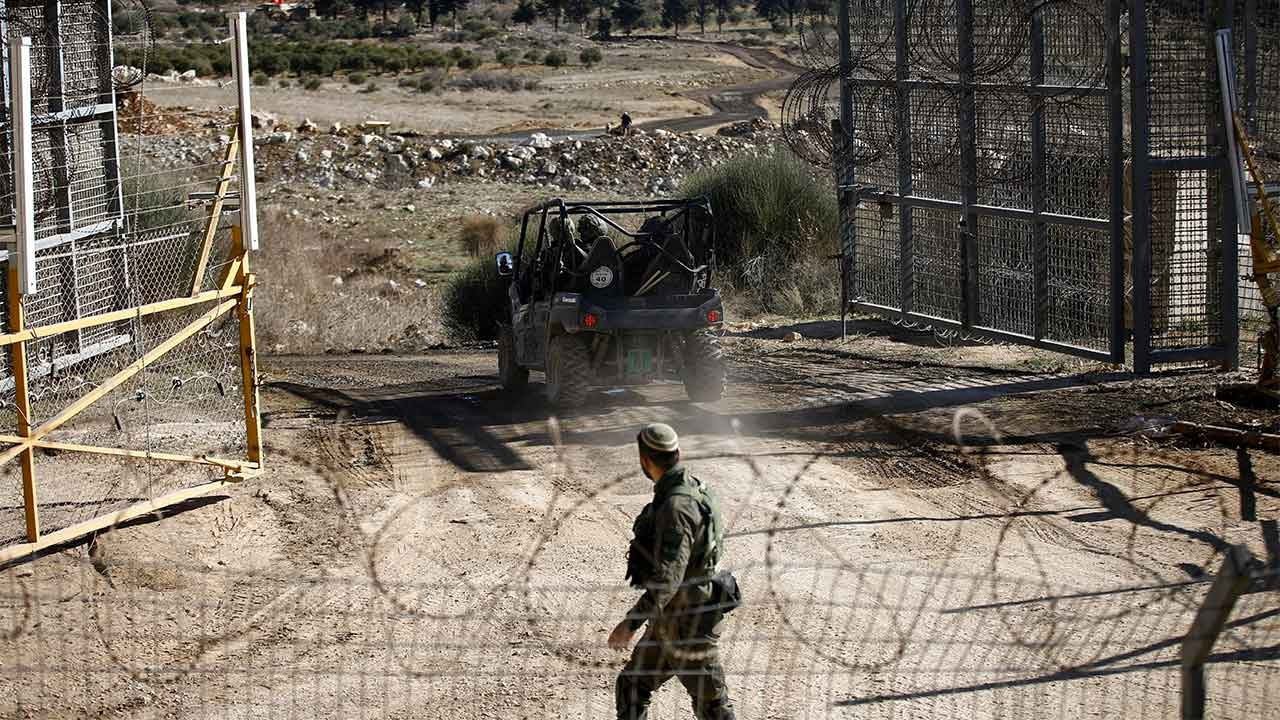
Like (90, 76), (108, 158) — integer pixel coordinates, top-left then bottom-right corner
(495, 252), (514, 278)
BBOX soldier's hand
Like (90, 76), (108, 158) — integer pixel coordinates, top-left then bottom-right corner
(608, 620), (636, 650)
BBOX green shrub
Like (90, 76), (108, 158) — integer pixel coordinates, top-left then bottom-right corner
(448, 46), (467, 61)
(580, 47), (603, 66)
(277, 78), (291, 89)
(544, 49), (567, 67)
(683, 151), (839, 315)
(361, 81), (379, 93)
(457, 53), (481, 70)
(347, 71), (367, 85)
(495, 48), (517, 67)
(441, 248), (514, 341)
(524, 48), (544, 63)
(417, 75), (437, 92)
(252, 70), (270, 86)
(304, 76), (323, 91)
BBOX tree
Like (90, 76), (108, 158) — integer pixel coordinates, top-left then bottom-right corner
(513, 0), (538, 26)
(539, 0), (566, 31)
(715, 0), (729, 31)
(661, 0), (690, 36)
(566, 0), (591, 34)
(755, 0), (803, 27)
(694, 0), (710, 33)
(313, 0), (346, 20)
(405, 0), (427, 24)
(611, 0), (644, 34)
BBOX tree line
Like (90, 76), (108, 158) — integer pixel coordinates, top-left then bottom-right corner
(304, 0), (829, 37)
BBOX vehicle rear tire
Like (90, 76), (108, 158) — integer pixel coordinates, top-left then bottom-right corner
(546, 335), (592, 407)
(683, 330), (726, 402)
(498, 326), (529, 392)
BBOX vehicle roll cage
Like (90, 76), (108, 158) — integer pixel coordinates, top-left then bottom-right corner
(514, 198), (717, 284)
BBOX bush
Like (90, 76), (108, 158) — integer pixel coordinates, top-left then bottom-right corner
(347, 71), (367, 85)
(683, 151), (839, 315)
(277, 78), (291, 89)
(524, 48), (544, 63)
(457, 53), (481, 70)
(544, 49), (567, 67)
(495, 48), (517, 67)
(459, 215), (503, 258)
(448, 46), (467, 61)
(441, 249), (514, 341)
(580, 47), (603, 67)
(448, 72), (540, 92)
(252, 70), (270, 86)
(304, 76), (323, 91)
(361, 81), (379, 93)
(417, 75), (438, 93)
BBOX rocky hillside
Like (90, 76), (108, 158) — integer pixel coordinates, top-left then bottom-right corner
(126, 110), (784, 197)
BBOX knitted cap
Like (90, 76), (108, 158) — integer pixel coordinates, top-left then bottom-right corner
(638, 423), (680, 453)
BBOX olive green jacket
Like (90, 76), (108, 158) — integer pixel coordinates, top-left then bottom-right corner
(627, 466), (722, 634)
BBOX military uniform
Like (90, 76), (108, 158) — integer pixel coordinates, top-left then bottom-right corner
(616, 464), (736, 720)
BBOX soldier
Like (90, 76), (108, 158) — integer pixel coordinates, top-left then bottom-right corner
(620, 111), (633, 136)
(609, 423), (738, 720)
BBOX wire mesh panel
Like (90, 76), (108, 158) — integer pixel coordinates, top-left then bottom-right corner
(833, 0), (1123, 360)
(1235, 0), (1280, 370)
(1130, 0), (1243, 371)
(0, 5), (260, 555)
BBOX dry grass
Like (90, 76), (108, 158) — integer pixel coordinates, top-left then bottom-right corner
(459, 215), (504, 258)
(255, 208), (442, 354)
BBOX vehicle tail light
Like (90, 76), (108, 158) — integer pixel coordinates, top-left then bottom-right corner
(706, 309), (722, 324)
(582, 313), (599, 329)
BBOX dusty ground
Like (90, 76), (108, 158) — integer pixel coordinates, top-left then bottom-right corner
(3, 322), (1278, 718)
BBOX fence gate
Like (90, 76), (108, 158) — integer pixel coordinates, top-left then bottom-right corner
(835, 0), (1126, 362)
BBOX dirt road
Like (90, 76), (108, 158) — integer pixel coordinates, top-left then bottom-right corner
(4, 322), (1278, 718)
(479, 40), (803, 142)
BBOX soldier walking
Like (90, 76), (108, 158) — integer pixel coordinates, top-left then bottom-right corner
(609, 423), (739, 720)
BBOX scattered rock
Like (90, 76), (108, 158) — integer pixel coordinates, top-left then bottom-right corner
(297, 118), (318, 133)
(179, 69), (197, 82)
(329, 121), (344, 135)
(251, 111), (279, 130)
(525, 132), (553, 149)
(782, 331), (803, 343)
(426, 146), (443, 161)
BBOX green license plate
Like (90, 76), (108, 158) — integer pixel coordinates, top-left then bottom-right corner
(625, 349), (654, 375)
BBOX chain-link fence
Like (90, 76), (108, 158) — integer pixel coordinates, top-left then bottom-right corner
(0, 4), (261, 558)
(801, 1), (1280, 374)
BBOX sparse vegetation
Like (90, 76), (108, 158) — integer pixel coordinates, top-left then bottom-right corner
(684, 151), (839, 316)
(544, 49), (567, 68)
(303, 76), (323, 91)
(459, 215), (504, 258)
(348, 72), (368, 85)
(448, 72), (540, 92)
(580, 47), (603, 67)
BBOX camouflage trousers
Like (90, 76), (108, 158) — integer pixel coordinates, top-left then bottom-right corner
(615, 622), (735, 720)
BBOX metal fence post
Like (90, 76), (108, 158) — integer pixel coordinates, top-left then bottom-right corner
(1181, 544), (1259, 720)
(1215, 1), (1239, 370)
(1107, 0), (1127, 364)
(7, 35), (38, 543)
(1129, 0), (1153, 374)
(1030, 9), (1047, 342)
(956, 0), (979, 329)
(836, 0), (855, 318)
(895, 0), (913, 315)
(229, 12), (259, 252)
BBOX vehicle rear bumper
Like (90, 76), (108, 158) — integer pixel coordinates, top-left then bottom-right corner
(555, 295), (724, 333)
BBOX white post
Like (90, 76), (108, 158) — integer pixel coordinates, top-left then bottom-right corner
(229, 12), (259, 251)
(8, 36), (36, 294)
